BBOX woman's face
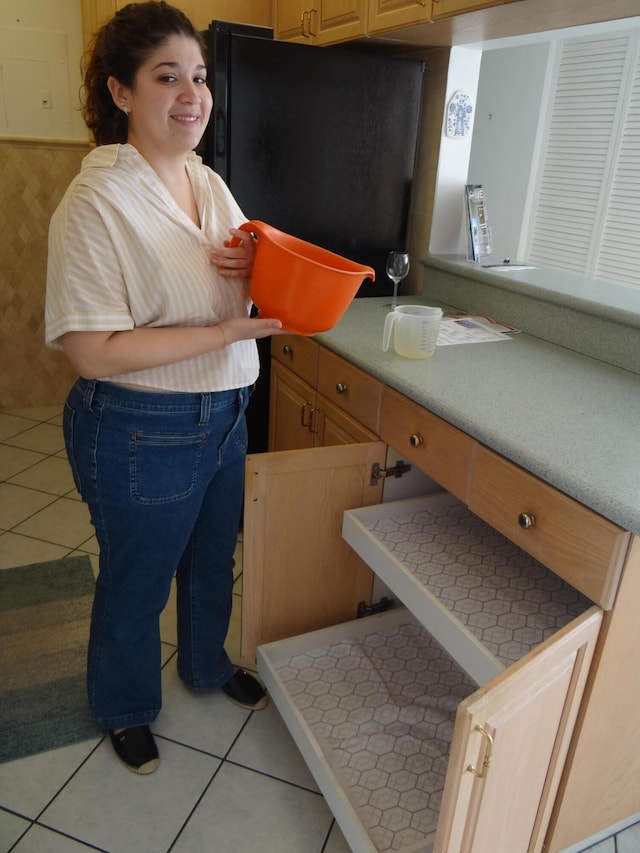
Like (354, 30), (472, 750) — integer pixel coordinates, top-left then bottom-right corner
(110, 34), (213, 160)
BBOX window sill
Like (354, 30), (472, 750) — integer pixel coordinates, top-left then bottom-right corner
(422, 254), (640, 375)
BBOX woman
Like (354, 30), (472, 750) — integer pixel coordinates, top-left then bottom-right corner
(45, 1), (283, 775)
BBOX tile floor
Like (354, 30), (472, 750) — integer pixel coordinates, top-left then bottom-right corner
(0, 406), (638, 853)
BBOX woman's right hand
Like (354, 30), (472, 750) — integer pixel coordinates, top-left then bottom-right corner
(218, 316), (285, 345)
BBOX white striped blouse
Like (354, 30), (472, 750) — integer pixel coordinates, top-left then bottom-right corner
(45, 144), (259, 393)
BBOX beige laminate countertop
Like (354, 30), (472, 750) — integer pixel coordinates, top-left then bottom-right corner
(315, 296), (640, 536)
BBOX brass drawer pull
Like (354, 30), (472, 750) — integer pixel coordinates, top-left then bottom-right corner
(282, 345), (292, 356)
(301, 401), (312, 427)
(466, 725), (494, 779)
(409, 433), (424, 448)
(335, 382), (348, 395)
(518, 512), (536, 530)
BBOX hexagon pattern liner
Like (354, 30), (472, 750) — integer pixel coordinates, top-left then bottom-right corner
(274, 498), (592, 852)
(278, 621), (476, 851)
(363, 499), (591, 668)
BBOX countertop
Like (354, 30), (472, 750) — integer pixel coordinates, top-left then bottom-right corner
(315, 296), (640, 536)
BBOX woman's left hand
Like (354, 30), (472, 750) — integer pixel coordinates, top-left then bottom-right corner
(208, 227), (256, 278)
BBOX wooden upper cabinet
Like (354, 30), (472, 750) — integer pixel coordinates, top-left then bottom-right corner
(430, 0), (521, 20)
(275, 0), (367, 43)
(274, 0), (312, 42)
(315, 0), (368, 44)
(368, 0), (430, 34)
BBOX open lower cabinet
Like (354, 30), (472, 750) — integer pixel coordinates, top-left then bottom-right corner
(241, 441), (603, 852)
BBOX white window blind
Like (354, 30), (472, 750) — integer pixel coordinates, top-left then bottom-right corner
(525, 33), (640, 286)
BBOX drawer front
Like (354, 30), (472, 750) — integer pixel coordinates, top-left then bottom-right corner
(379, 387), (475, 501)
(317, 347), (382, 435)
(468, 447), (630, 609)
(271, 335), (318, 386)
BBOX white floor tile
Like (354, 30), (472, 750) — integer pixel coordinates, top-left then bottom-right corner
(227, 702), (319, 791)
(323, 820), (352, 853)
(584, 838), (615, 852)
(8, 456), (77, 497)
(0, 740), (101, 818)
(618, 821), (640, 853)
(11, 822), (98, 852)
(153, 664), (251, 757)
(39, 738), (219, 853)
(159, 578), (178, 646)
(0, 532), (70, 569)
(0, 413), (40, 442)
(12, 498), (93, 548)
(4, 423), (65, 455)
(0, 808), (31, 851)
(0, 446), (46, 482)
(171, 761), (333, 853)
(0, 483), (58, 530)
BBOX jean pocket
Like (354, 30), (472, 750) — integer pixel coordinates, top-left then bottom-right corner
(63, 402), (83, 495)
(130, 431), (207, 504)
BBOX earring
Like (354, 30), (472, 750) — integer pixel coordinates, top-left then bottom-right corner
(121, 103), (130, 115)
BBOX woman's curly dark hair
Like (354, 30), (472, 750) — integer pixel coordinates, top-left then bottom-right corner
(82, 1), (206, 146)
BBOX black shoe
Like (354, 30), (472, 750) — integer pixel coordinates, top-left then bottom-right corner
(109, 725), (159, 774)
(221, 669), (268, 710)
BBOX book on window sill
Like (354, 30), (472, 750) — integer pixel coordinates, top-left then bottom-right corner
(465, 184), (492, 262)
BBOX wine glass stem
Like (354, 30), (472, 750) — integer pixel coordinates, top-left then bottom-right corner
(391, 281), (400, 308)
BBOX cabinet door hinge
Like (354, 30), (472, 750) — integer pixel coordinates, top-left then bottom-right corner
(370, 460), (412, 486)
(357, 596), (396, 618)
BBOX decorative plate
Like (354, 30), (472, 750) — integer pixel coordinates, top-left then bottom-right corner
(445, 90), (474, 138)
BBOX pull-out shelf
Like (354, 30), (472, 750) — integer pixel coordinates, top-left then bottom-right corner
(257, 493), (601, 852)
(258, 607), (474, 853)
(342, 493), (591, 685)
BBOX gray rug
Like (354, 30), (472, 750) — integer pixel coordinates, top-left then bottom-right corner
(0, 555), (101, 763)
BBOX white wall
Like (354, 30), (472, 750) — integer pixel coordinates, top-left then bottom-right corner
(0, 0), (86, 140)
(428, 46), (482, 256)
(467, 42), (549, 262)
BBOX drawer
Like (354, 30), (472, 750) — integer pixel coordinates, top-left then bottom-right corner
(379, 386), (475, 502)
(468, 446), (630, 609)
(271, 334), (318, 386)
(316, 347), (382, 435)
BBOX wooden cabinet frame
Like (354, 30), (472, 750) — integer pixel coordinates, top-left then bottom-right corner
(243, 339), (639, 851)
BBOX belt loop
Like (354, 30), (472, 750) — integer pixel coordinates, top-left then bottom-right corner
(82, 378), (97, 411)
(199, 392), (211, 426)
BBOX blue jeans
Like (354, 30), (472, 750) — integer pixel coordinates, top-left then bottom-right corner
(64, 378), (249, 730)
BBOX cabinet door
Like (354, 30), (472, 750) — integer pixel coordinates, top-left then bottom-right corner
(367, 0), (430, 33)
(316, 395), (380, 446)
(275, 0), (311, 41)
(436, 606), (602, 853)
(431, 0), (521, 20)
(242, 441), (385, 658)
(269, 360), (316, 451)
(315, 0), (368, 44)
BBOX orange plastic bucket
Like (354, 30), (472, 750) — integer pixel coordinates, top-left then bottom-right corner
(237, 220), (375, 336)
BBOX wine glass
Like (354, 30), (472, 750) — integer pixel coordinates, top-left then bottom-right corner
(386, 251), (410, 308)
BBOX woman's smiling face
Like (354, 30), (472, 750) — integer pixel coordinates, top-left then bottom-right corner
(110, 33), (213, 160)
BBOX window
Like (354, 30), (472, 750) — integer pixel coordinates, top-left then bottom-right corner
(525, 32), (640, 287)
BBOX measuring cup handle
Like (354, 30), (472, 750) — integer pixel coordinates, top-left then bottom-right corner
(382, 311), (396, 352)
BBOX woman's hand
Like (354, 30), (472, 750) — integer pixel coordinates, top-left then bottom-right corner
(208, 227), (256, 278)
(59, 317), (284, 379)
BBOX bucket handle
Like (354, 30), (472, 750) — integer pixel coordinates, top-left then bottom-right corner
(226, 220), (274, 249)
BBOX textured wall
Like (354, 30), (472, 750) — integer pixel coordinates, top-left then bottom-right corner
(0, 138), (87, 409)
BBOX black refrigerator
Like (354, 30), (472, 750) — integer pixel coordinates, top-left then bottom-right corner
(200, 22), (424, 450)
